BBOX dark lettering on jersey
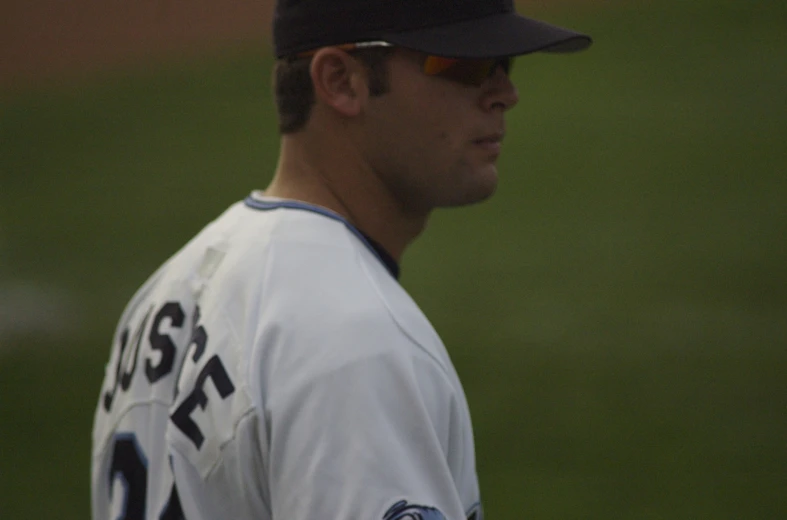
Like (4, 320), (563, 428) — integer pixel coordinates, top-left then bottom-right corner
(188, 305), (208, 363)
(103, 302), (188, 413)
(172, 305), (207, 401)
(189, 322), (209, 364)
(146, 302), (186, 384)
(120, 306), (153, 391)
(103, 328), (130, 411)
(170, 354), (236, 449)
(107, 434), (184, 520)
(159, 481), (185, 520)
(109, 435), (147, 520)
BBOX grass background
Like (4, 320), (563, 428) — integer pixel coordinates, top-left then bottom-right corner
(1, 0), (786, 518)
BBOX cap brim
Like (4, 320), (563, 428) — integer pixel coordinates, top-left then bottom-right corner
(379, 12), (591, 59)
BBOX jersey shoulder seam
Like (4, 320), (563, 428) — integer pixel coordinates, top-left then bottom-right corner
(356, 251), (452, 377)
(92, 399), (172, 458)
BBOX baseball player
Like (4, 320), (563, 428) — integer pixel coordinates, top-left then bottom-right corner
(90, 0), (591, 519)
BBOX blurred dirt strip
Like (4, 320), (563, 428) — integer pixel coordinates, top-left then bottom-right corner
(0, 0), (274, 89)
(0, 1), (603, 90)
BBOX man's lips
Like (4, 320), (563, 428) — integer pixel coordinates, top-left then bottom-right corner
(473, 132), (504, 153)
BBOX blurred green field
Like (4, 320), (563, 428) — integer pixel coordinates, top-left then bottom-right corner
(2, 1), (786, 518)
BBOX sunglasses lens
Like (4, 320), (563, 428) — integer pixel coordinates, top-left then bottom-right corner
(423, 56), (514, 86)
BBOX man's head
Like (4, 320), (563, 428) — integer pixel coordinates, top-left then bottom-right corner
(271, 0), (591, 213)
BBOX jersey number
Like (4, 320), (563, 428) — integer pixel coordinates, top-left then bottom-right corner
(108, 434), (184, 520)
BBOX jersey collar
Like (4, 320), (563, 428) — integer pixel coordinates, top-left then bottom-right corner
(243, 193), (401, 280)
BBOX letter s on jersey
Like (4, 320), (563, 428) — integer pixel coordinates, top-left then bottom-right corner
(103, 302), (188, 413)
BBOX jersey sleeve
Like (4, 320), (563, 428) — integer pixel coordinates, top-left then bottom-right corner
(263, 339), (468, 520)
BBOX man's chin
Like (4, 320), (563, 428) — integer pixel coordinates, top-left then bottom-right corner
(442, 172), (499, 208)
(470, 166), (500, 202)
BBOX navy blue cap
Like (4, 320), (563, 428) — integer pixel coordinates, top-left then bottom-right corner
(273, 0), (592, 59)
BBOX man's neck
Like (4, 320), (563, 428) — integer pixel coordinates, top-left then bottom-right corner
(265, 136), (429, 263)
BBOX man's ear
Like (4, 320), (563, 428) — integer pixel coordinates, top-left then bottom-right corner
(309, 48), (369, 118)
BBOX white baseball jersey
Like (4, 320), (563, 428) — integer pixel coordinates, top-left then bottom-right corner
(91, 191), (483, 520)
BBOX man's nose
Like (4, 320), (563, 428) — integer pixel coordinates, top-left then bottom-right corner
(481, 66), (520, 112)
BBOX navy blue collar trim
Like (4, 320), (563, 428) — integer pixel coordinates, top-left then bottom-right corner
(243, 195), (400, 280)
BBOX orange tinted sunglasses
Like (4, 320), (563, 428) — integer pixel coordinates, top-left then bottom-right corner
(423, 54), (514, 87)
(296, 41), (514, 87)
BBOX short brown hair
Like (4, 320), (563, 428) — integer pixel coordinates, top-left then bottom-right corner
(274, 48), (394, 134)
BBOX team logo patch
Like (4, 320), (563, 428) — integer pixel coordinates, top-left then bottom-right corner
(383, 500), (447, 520)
